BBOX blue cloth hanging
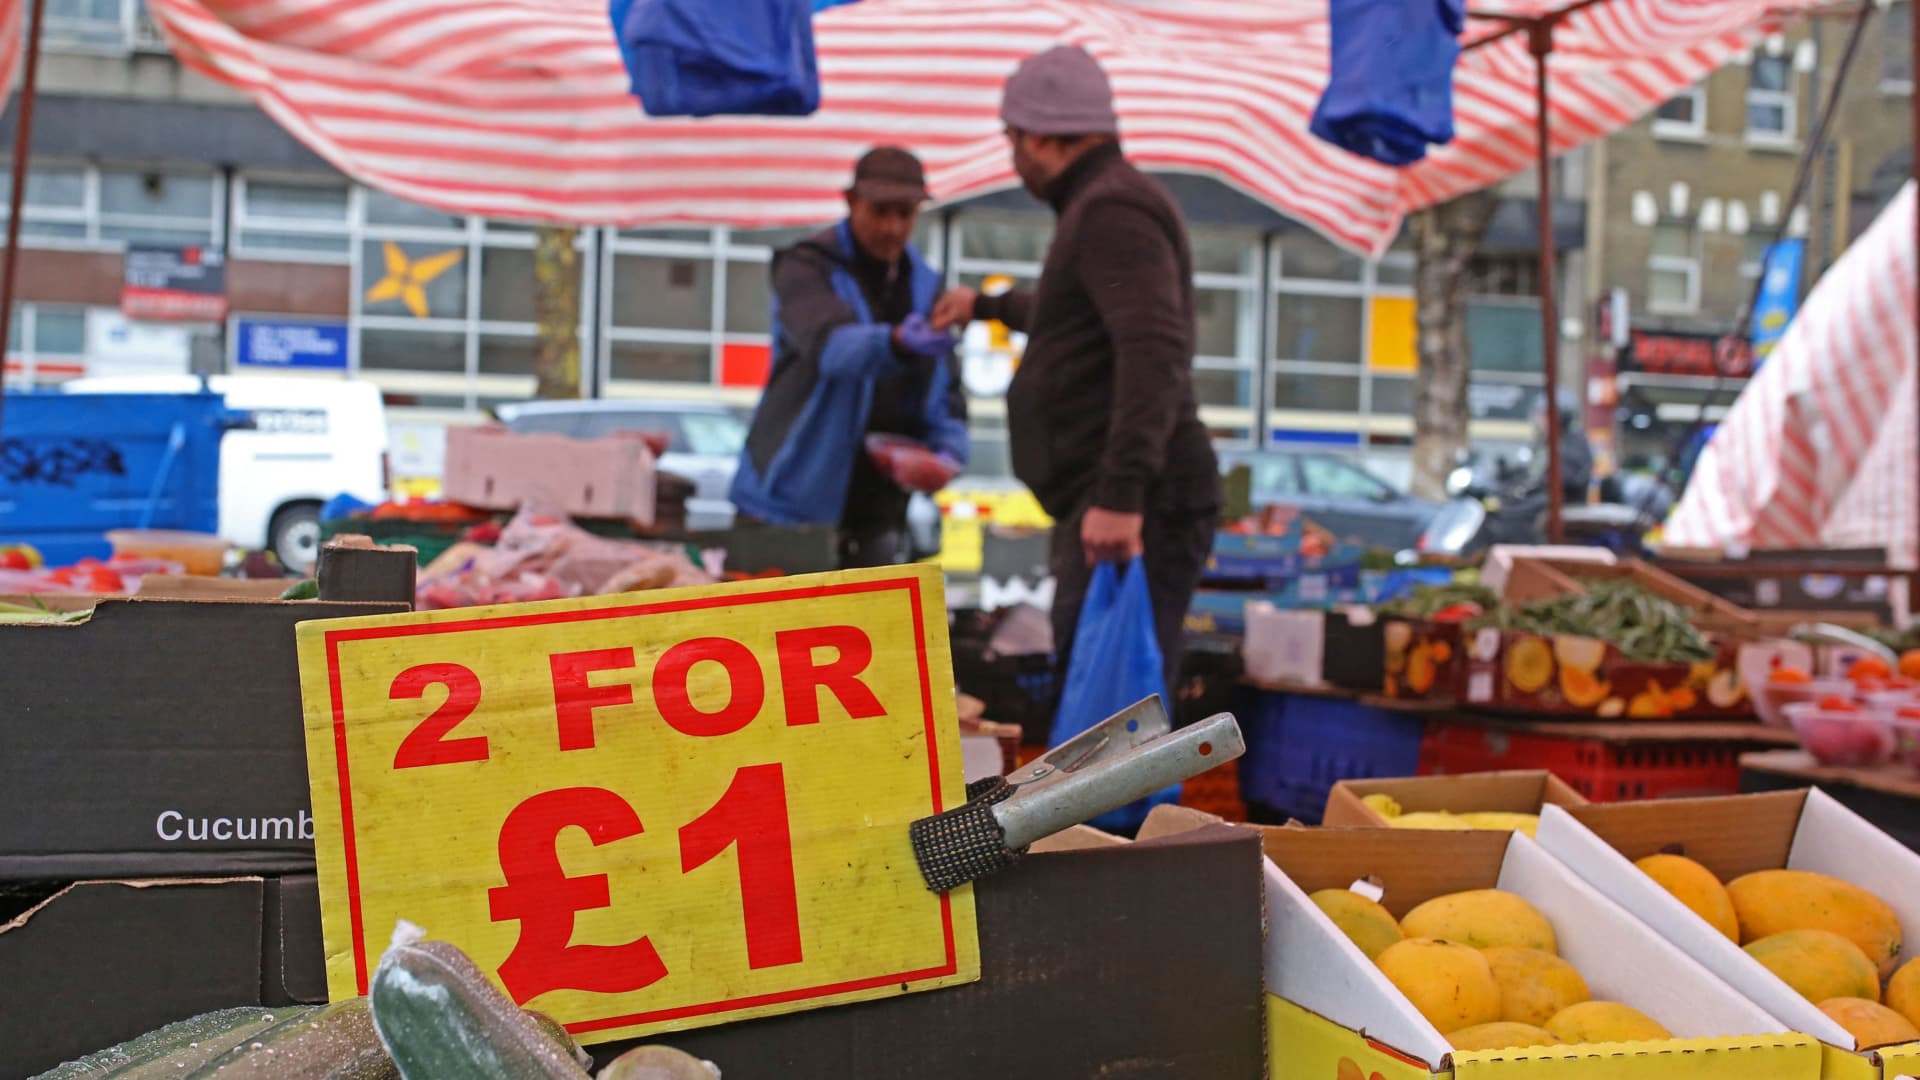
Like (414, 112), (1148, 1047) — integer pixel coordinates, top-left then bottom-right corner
(1310, 0), (1465, 166)
(611, 0), (825, 117)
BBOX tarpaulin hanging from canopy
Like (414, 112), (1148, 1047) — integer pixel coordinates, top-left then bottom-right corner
(1311, 0), (1467, 166)
(106, 0), (1816, 256)
(1664, 183), (1919, 569)
(611, 0), (823, 117)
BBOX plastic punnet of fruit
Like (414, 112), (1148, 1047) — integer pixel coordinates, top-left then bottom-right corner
(1785, 701), (1894, 767)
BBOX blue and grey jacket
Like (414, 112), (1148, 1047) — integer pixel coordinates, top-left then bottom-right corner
(730, 221), (967, 526)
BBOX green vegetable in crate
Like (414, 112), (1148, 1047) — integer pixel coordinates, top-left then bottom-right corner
(29, 1006), (311, 1079)
(183, 997), (393, 1079)
(1479, 581), (1716, 664)
(369, 922), (592, 1080)
(279, 578), (320, 601)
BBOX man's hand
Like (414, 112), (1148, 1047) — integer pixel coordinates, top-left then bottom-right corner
(893, 313), (959, 359)
(930, 286), (979, 331)
(1081, 506), (1144, 565)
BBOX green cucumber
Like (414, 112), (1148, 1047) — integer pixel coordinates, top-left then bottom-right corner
(182, 997), (394, 1079)
(525, 1010), (594, 1072)
(368, 925), (590, 1080)
(30, 1007), (298, 1079)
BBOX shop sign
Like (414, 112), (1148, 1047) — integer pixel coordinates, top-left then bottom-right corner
(297, 565), (979, 1043)
(122, 245), (229, 323)
(1749, 238), (1805, 366)
(1624, 329), (1752, 379)
(235, 319), (348, 370)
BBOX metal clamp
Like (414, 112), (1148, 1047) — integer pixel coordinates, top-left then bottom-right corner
(909, 696), (1245, 893)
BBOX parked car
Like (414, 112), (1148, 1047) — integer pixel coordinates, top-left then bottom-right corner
(492, 399), (750, 531)
(63, 374), (389, 571)
(1219, 449), (1439, 550)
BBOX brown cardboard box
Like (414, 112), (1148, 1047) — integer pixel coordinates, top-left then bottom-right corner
(1321, 770), (1587, 828)
(444, 424), (658, 525)
(1538, 790), (1920, 1077)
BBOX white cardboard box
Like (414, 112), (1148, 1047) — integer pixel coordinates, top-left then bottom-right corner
(1537, 788), (1920, 1055)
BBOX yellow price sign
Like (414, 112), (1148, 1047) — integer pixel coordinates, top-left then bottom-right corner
(297, 565), (979, 1043)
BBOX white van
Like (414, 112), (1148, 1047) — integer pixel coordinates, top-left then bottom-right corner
(62, 375), (389, 570)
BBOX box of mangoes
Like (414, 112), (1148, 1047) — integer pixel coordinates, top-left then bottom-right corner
(1539, 789), (1920, 1079)
(1321, 771), (1588, 836)
(1255, 825), (1819, 1079)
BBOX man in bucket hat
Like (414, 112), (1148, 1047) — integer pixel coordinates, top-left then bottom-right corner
(933, 46), (1221, 707)
(732, 146), (969, 568)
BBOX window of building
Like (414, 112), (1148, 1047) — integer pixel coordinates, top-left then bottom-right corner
(1466, 254), (1541, 298)
(1885, 3), (1913, 91)
(1272, 293), (1364, 364)
(1648, 220), (1700, 313)
(1747, 55), (1795, 143)
(1740, 231), (1777, 281)
(98, 168), (219, 246)
(0, 164), (89, 240)
(1653, 84), (1707, 139)
(3, 303), (88, 384)
(234, 177), (351, 258)
(1275, 229), (1364, 282)
(44, 0), (163, 49)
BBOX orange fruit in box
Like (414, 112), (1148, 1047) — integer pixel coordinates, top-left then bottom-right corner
(1770, 666), (1813, 684)
(1850, 657), (1894, 683)
(1900, 650), (1920, 681)
(1559, 666), (1611, 709)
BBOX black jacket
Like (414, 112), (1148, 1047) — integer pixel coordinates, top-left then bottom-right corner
(976, 142), (1221, 519)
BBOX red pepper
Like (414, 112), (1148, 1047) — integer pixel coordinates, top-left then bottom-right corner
(1430, 602), (1484, 623)
(0, 549), (28, 571)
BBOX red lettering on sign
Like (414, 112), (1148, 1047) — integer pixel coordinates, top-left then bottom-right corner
(488, 787), (667, 1003)
(680, 763), (803, 969)
(775, 626), (886, 726)
(653, 637), (764, 737)
(390, 663), (489, 769)
(550, 647), (637, 752)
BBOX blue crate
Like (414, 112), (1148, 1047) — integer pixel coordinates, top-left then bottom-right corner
(0, 390), (234, 565)
(1240, 691), (1426, 824)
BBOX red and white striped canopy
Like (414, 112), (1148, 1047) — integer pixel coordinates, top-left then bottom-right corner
(1664, 183), (1918, 568)
(0, 0), (1803, 255)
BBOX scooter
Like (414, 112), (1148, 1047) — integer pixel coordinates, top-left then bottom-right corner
(1411, 449), (1667, 559)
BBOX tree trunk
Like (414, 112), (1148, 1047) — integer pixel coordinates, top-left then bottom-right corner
(1409, 190), (1500, 500)
(532, 225), (582, 399)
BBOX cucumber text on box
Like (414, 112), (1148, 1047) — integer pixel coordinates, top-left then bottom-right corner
(297, 566), (979, 1043)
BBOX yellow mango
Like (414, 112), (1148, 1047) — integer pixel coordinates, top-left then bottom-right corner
(1635, 853), (1740, 944)
(1447, 1022), (1560, 1052)
(1818, 998), (1920, 1050)
(1483, 946), (1591, 1027)
(1545, 1001), (1672, 1044)
(1457, 812), (1542, 838)
(1310, 888), (1405, 961)
(1376, 938), (1502, 1033)
(1401, 889), (1557, 953)
(1390, 812), (1472, 830)
(1363, 792), (1403, 819)
(1727, 869), (1903, 976)
(1744, 930), (1881, 1004)
(1887, 958), (1920, 1031)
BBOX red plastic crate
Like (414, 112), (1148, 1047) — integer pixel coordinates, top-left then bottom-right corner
(1180, 763), (1249, 822)
(1417, 721), (1744, 802)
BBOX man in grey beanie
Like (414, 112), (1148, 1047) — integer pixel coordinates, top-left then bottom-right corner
(932, 44), (1221, 716)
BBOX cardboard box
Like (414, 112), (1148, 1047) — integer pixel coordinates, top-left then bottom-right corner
(1461, 625), (1753, 720)
(444, 424), (658, 525)
(587, 820), (1268, 1076)
(1380, 617), (1469, 704)
(1322, 770), (1588, 828)
(1537, 789), (1920, 1078)
(1244, 606), (1386, 692)
(1255, 826), (1816, 1079)
(0, 590), (408, 879)
(0, 874), (325, 1079)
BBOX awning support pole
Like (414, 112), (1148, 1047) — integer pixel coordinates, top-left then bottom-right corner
(1533, 22), (1564, 543)
(0, 0), (50, 436)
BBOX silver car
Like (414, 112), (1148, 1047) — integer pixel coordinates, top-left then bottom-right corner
(492, 400), (749, 531)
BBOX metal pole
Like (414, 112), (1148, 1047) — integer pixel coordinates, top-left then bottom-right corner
(0, 0), (49, 435)
(1533, 23), (1564, 543)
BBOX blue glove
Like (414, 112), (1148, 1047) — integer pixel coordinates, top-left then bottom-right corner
(895, 313), (958, 359)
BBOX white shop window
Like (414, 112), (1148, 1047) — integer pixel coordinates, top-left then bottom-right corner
(1648, 220), (1701, 314)
(1653, 84), (1707, 140)
(1747, 55), (1796, 145)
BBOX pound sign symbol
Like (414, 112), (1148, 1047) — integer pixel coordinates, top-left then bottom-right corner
(487, 786), (667, 1003)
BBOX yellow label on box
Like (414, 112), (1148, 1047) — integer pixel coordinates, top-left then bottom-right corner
(297, 565), (979, 1043)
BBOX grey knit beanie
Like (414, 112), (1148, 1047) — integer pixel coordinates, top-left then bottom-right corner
(999, 45), (1120, 136)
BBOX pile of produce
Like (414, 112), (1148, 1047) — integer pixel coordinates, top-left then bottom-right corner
(1360, 793), (1540, 837)
(1636, 855), (1920, 1049)
(1479, 580), (1716, 664)
(415, 506), (715, 610)
(32, 925), (719, 1079)
(1312, 886), (1671, 1050)
(1377, 583), (1496, 623)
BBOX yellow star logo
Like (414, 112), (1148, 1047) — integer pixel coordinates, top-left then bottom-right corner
(364, 241), (464, 318)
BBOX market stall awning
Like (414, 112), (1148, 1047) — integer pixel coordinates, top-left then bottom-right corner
(1664, 182), (1918, 567)
(76, 0), (1804, 256)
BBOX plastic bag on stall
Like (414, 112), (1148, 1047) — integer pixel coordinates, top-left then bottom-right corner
(1047, 557), (1179, 833)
